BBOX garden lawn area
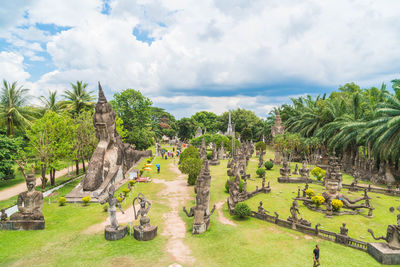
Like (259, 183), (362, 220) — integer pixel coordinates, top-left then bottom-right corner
(0, 146), (395, 266)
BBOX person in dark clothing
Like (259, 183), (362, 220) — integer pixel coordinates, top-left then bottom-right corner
(313, 245), (320, 266)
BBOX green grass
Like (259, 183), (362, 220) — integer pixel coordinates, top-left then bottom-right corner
(0, 145), (397, 266)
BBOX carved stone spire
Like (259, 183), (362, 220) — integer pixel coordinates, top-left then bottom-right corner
(98, 82), (107, 103)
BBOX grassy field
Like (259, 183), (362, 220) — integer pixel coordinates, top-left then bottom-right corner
(0, 146), (397, 266)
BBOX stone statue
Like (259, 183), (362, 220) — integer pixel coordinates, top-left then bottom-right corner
(258, 201), (269, 214)
(132, 193), (157, 241)
(322, 179), (367, 210)
(101, 185), (127, 240)
(288, 200), (300, 223)
(10, 174), (44, 221)
(280, 159), (290, 179)
(209, 142), (220, 166)
(258, 149), (264, 169)
(66, 83), (151, 202)
(340, 222), (348, 236)
(218, 142), (225, 160)
(299, 161), (310, 179)
(1, 209), (7, 221)
(195, 126), (203, 138)
(271, 110), (284, 164)
(199, 139), (207, 160)
(184, 160), (215, 234)
(368, 207), (400, 250)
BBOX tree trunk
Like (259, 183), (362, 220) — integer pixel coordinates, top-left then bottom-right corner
(81, 157), (86, 172)
(50, 168), (56, 186)
(75, 160), (79, 175)
(41, 166), (47, 189)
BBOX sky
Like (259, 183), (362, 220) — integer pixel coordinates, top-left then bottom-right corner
(1, 0), (400, 119)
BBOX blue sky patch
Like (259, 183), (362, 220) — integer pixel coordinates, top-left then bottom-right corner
(35, 23), (72, 34)
(132, 25), (155, 45)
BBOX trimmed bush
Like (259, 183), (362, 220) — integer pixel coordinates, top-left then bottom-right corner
(311, 195), (325, 207)
(103, 203), (109, 212)
(305, 189), (315, 198)
(116, 197), (123, 203)
(311, 167), (326, 181)
(58, 197), (67, 206)
(264, 161), (273, 170)
(255, 141), (267, 152)
(82, 196), (91, 206)
(139, 168), (144, 175)
(256, 168), (266, 178)
(225, 178), (244, 193)
(128, 180), (135, 186)
(234, 202), (251, 218)
(332, 199), (343, 211)
(122, 188), (130, 197)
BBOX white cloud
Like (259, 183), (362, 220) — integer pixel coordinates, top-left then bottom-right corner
(0, 51), (30, 82)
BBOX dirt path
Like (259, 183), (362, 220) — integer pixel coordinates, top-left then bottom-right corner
(152, 162), (195, 265)
(0, 163), (83, 201)
(215, 201), (236, 226)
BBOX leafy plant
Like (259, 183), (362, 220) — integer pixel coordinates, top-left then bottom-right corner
(128, 180), (135, 186)
(103, 203), (109, 212)
(255, 141), (266, 152)
(122, 188), (130, 196)
(179, 157), (203, 185)
(256, 168), (266, 178)
(207, 151), (213, 160)
(58, 197), (67, 206)
(264, 161), (273, 170)
(225, 178), (244, 193)
(81, 196), (91, 206)
(234, 202), (251, 218)
(311, 167), (326, 181)
(332, 199), (343, 211)
(311, 195), (325, 207)
(305, 189), (314, 198)
(116, 197), (123, 203)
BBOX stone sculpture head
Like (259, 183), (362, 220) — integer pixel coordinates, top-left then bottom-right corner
(26, 174), (36, 191)
(326, 180), (339, 194)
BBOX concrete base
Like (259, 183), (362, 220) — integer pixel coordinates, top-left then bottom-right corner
(0, 220), (45, 230)
(209, 160), (220, 166)
(133, 225), (157, 241)
(193, 218), (210, 234)
(278, 177), (313, 183)
(105, 225), (127, 241)
(368, 242), (400, 265)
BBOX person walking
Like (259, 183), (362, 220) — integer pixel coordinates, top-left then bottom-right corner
(313, 245), (320, 267)
(156, 163), (160, 174)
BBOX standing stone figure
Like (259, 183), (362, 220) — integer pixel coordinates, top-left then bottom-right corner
(299, 161), (310, 179)
(209, 142), (220, 166)
(271, 110), (284, 164)
(340, 222), (348, 236)
(132, 193), (157, 241)
(288, 200), (300, 225)
(101, 185), (127, 241)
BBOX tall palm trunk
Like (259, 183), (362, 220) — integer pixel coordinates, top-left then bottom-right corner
(75, 160), (79, 175)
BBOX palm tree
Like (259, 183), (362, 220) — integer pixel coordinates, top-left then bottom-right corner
(61, 81), (95, 116)
(40, 90), (63, 113)
(0, 80), (38, 136)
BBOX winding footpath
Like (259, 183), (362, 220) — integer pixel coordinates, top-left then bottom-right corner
(153, 162), (195, 266)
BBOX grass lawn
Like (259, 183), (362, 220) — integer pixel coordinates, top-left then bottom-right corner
(0, 146), (396, 266)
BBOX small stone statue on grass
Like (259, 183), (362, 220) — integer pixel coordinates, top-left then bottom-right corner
(133, 193), (157, 241)
(101, 185), (127, 241)
(258, 201), (269, 215)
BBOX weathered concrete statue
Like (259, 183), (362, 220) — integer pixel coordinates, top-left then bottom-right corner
(133, 193), (157, 241)
(0, 174), (45, 230)
(271, 110), (284, 164)
(367, 208), (400, 264)
(101, 185), (127, 240)
(209, 142), (220, 166)
(66, 82), (151, 202)
(258, 149), (264, 168)
(218, 141), (225, 160)
(199, 138), (207, 160)
(184, 160), (215, 234)
(299, 161), (310, 179)
(280, 159), (290, 178)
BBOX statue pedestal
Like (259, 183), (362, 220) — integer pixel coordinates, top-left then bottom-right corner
(277, 177), (312, 183)
(368, 242), (400, 265)
(133, 225), (157, 241)
(105, 225), (127, 241)
(209, 160), (220, 166)
(0, 220), (45, 230)
(193, 218), (210, 234)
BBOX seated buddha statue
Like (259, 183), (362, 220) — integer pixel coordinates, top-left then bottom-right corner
(10, 174), (44, 221)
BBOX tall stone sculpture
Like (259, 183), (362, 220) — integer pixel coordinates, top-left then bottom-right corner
(199, 138), (207, 160)
(184, 160), (215, 234)
(258, 149), (265, 168)
(226, 111), (234, 136)
(218, 141), (225, 160)
(271, 110), (284, 164)
(0, 174), (45, 230)
(66, 82), (151, 202)
(209, 142), (220, 166)
(195, 126), (203, 138)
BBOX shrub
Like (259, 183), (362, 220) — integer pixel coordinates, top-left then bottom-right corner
(311, 167), (326, 181)
(332, 199), (343, 211)
(179, 157), (203, 185)
(206, 151), (212, 160)
(305, 189), (314, 198)
(58, 197), (67, 206)
(255, 141), (266, 152)
(179, 145), (199, 163)
(234, 202), (251, 218)
(264, 161), (273, 170)
(311, 195), (325, 207)
(103, 203), (109, 212)
(122, 188), (130, 197)
(225, 178), (244, 193)
(256, 168), (266, 178)
(82, 196), (91, 206)
(139, 168), (144, 176)
(128, 180), (135, 186)
(116, 197), (123, 203)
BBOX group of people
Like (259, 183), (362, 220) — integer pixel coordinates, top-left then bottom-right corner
(161, 147), (180, 160)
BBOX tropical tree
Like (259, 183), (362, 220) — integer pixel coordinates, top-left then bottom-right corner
(0, 80), (38, 136)
(40, 90), (63, 113)
(62, 81), (95, 116)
